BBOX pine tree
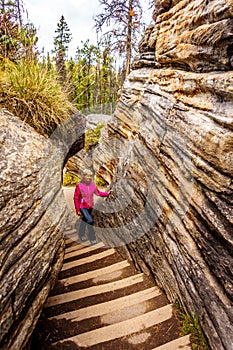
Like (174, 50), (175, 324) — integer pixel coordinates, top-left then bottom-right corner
(0, 0), (23, 25)
(70, 40), (120, 114)
(53, 15), (72, 82)
(0, 3), (38, 61)
(74, 40), (99, 112)
(95, 0), (143, 77)
(53, 15), (72, 54)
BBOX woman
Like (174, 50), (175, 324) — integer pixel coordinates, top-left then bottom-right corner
(74, 170), (111, 245)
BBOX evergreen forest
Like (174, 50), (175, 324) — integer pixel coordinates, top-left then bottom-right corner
(0, 0), (152, 135)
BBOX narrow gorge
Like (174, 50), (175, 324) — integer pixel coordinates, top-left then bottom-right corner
(0, 0), (232, 349)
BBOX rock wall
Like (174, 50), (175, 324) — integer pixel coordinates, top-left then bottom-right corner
(64, 113), (112, 181)
(0, 110), (84, 349)
(93, 1), (233, 349)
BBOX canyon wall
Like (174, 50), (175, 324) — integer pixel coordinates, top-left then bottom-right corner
(0, 110), (84, 349)
(93, 1), (233, 349)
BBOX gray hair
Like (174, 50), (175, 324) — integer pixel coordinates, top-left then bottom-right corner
(82, 169), (93, 177)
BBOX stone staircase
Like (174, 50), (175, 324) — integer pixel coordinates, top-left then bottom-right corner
(31, 229), (192, 349)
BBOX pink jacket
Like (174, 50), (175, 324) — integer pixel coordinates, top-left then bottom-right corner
(74, 181), (109, 213)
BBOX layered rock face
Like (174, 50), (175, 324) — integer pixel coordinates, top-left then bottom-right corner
(93, 1), (233, 349)
(64, 113), (112, 180)
(0, 110), (84, 349)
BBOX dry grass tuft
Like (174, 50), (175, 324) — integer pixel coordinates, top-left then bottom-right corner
(0, 57), (77, 135)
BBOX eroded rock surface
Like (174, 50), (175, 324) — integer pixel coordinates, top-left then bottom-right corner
(0, 110), (84, 349)
(93, 1), (233, 349)
(64, 113), (113, 181)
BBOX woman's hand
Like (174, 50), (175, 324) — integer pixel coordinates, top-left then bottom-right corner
(77, 211), (81, 217)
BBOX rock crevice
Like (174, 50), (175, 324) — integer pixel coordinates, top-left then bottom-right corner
(93, 1), (233, 349)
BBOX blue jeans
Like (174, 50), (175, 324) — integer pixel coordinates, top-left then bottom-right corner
(79, 208), (96, 241)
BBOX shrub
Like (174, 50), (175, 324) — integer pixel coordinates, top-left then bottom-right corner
(181, 312), (209, 350)
(94, 175), (108, 188)
(84, 122), (105, 151)
(63, 173), (79, 187)
(174, 303), (210, 350)
(0, 57), (76, 135)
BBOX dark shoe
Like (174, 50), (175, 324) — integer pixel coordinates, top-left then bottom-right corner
(90, 239), (97, 245)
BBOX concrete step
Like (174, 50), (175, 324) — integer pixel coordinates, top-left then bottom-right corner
(61, 248), (116, 271)
(32, 239), (192, 350)
(64, 241), (105, 259)
(65, 241), (90, 254)
(48, 286), (161, 321)
(60, 259), (130, 286)
(152, 334), (191, 350)
(45, 273), (144, 307)
(52, 304), (173, 348)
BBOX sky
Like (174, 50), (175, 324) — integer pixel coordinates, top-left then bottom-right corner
(23, 0), (101, 57)
(23, 0), (153, 58)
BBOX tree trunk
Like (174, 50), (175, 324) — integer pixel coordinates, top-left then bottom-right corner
(125, 0), (133, 77)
